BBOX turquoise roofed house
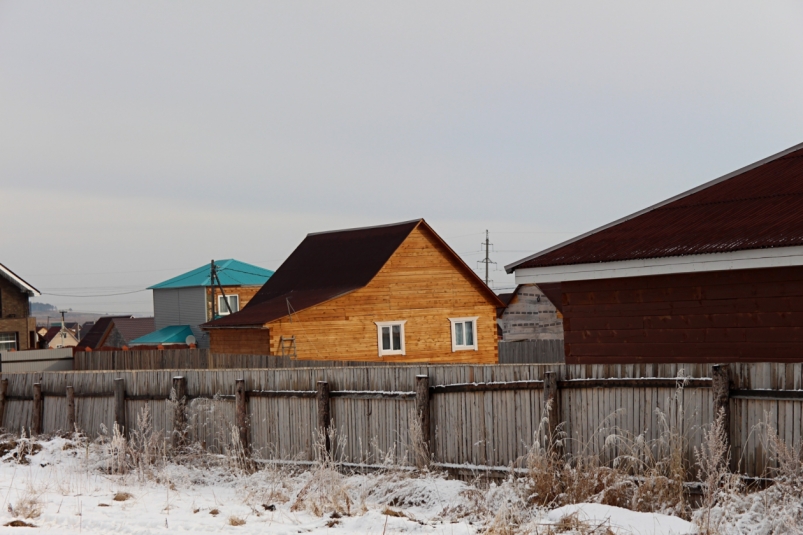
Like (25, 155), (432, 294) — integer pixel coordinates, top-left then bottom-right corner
(139, 259), (274, 349)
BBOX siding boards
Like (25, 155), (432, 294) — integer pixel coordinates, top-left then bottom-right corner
(562, 266), (803, 364)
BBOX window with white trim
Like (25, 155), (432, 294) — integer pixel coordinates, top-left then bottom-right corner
(217, 294), (240, 315)
(449, 317), (479, 351)
(0, 333), (18, 352)
(374, 320), (406, 356)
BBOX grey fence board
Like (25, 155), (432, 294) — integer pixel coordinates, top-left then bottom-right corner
(498, 340), (565, 364)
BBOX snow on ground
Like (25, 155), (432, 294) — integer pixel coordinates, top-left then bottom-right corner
(0, 434), (721, 535)
(545, 504), (694, 535)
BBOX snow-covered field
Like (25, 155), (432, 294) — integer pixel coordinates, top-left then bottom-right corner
(0, 432), (796, 534)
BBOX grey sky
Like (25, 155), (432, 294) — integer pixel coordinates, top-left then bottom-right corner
(2, 2), (802, 314)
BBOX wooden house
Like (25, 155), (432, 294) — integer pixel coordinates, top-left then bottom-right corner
(506, 141), (803, 363)
(203, 219), (503, 363)
(0, 263), (40, 351)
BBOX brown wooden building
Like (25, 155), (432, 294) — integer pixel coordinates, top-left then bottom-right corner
(507, 141), (803, 363)
(203, 219), (503, 363)
(0, 263), (40, 352)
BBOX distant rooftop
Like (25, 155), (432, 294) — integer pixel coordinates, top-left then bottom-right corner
(149, 259), (274, 289)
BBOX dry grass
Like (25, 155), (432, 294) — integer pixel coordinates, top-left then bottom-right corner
(11, 483), (43, 520)
(228, 516), (246, 526)
(291, 425), (353, 517)
(113, 491), (133, 502)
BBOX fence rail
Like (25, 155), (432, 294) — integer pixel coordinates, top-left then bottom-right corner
(1, 362), (800, 478)
(74, 341), (566, 371)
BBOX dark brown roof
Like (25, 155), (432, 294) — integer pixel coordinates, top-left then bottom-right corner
(496, 292), (516, 307)
(43, 326), (63, 343)
(205, 219), (503, 328)
(76, 316), (130, 350)
(507, 142), (803, 271)
(113, 317), (155, 343)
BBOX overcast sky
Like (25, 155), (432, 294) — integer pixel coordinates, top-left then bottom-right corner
(2, 2), (802, 315)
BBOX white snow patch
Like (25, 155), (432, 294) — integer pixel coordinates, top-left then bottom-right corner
(545, 504), (696, 535)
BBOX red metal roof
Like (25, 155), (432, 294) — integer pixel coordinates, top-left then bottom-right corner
(508, 142), (803, 271)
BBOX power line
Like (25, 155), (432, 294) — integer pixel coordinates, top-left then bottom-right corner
(42, 289), (149, 298)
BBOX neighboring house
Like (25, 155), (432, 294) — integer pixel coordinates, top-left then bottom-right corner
(43, 326), (80, 348)
(203, 219), (504, 363)
(0, 263), (40, 351)
(142, 259), (274, 348)
(76, 316), (155, 350)
(506, 141), (803, 364)
(497, 285), (563, 342)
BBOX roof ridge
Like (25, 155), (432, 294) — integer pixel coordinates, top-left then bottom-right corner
(656, 191), (803, 210)
(306, 219), (423, 237)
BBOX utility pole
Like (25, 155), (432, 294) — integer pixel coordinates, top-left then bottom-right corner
(58, 310), (68, 348)
(477, 230), (497, 287)
(210, 260), (216, 319)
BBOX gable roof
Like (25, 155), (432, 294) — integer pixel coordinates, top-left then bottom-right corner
(0, 263), (40, 296)
(75, 316), (130, 350)
(44, 326), (76, 344)
(149, 259), (274, 289)
(204, 219), (503, 328)
(113, 317), (156, 343)
(506, 141), (803, 272)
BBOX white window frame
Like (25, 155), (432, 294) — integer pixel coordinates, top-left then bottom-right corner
(449, 317), (479, 352)
(217, 294), (240, 315)
(374, 320), (407, 357)
(0, 332), (18, 352)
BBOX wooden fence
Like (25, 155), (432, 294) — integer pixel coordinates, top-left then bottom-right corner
(75, 341), (565, 371)
(498, 340), (564, 364)
(1, 362), (801, 478)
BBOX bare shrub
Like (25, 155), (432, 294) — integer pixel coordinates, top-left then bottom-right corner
(128, 405), (165, 482)
(408, 409), (429, 469)
(11, 483), (43, 519)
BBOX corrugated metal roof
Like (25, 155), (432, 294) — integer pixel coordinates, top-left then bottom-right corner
(148, 259), (274, 289)
(204, 219), (504, 328)
(129, 325), (194, 346)
(508, 142), (803, 271)
(205, 220), (421, 327)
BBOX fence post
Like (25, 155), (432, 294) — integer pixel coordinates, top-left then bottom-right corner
(712, 364), (731, 452)
(543, 371), (561, 452)
(32, 383), (43, 436)
(66, 386), (76, 433)
(114, 378), (126, 435)
(235, 379), (248, 449)
(172, 376), (187, 449)
(415, 375), (431, 463)
(316, 381), (331, 456)
(0, 378), (7, 429)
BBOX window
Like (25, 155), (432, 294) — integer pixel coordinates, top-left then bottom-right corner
(374, 320), (406, 357)
(449, 317), (479, 351)
(217, 294), (240, 315)
(0, 333), (18, 352)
